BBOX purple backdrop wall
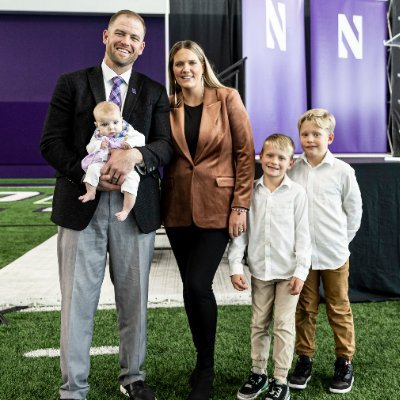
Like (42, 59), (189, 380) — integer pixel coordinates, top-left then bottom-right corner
(243, 0), (307, 154)
(310, 0), (387, 153)
(243, 0), (388, 155)
(0, 14), (165, 178)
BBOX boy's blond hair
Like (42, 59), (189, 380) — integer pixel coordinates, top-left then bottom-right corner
(297, 108), (336, 133)
(93, 101), (121, 121)
(261, 133), (295, 159)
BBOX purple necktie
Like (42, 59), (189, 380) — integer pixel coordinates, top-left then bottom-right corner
(109, 76), (124, 108)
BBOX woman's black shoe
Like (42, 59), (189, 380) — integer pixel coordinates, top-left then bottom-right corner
(187, 367), (214, 400)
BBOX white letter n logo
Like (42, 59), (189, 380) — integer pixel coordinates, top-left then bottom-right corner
(266, 0), (286, 51)
(338, 14), (363, 59)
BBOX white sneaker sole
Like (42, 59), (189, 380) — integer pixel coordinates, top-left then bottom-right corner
(236, 385), (269, 400)
(288, 375), (311, 390)
(329, 377), (354, 394)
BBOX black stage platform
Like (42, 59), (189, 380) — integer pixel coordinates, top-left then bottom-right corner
(256, 155), (400, 302)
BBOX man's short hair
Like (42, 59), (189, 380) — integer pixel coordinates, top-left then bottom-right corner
(108, 9), (146, 37)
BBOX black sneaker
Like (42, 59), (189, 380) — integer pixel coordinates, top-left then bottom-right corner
(265, 379), (290, 400)
(329, 357), (354, 394)
(120, 380), (157, 400)
(237, 371), (268, 400)
(288, 355), (312, 389)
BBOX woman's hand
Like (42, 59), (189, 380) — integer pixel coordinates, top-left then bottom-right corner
(229, 209), (247, 238)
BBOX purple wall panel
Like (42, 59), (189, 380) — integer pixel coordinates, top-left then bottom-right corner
(309, 0), (387, 153)
(0, 14), (165, 178)
(243, 0), (307, 154)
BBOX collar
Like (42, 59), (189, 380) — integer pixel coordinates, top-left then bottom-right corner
(101, 61), (132, 85)
(255, 174), (292, 191)
(299, 150), (335, 167)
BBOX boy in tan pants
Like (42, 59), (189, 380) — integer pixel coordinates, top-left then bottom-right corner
(229, 134), (312, 400)
(288, 109), (362, 394)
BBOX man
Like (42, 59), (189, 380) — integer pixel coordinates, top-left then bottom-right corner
(40, 10), (172, 400)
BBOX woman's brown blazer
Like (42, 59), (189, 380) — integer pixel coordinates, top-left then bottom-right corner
(162, 87), (255, 229)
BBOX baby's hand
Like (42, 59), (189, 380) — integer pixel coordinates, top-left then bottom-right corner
(231, 274), (248, 291)
(289, 277), (304, 295)
(100, 139), (108, 149)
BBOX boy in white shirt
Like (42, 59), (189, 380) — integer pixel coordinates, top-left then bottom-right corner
(229, 134), (312, 400)
(288, 108), (362, 394)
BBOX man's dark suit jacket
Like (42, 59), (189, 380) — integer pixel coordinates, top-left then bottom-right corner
(40, 65), (173, 233)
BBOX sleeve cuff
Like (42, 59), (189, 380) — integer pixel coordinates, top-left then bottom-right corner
(229, 262), (245, 277)
(135, 161), (147, 175)
(293, 264), (310, 282)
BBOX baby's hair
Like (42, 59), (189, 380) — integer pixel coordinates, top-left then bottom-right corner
(93, 101), (121, 121)
(297, 108), (336, 133)
(261, 133), (295, 159)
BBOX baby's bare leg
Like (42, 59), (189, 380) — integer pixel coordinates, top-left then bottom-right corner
(78, 182), (97, 203)
(115, 192), (136, 221)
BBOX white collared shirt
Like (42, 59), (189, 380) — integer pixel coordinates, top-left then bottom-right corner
(101, 61), (132, 110)
(288, 150), (362, 270)
(228, 175), (312, 282)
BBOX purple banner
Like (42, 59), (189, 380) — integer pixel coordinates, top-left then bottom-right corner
(243, 0), (307, 154)
(310, 0), (388, 153)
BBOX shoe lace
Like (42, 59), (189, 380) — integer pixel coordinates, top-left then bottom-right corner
(245, 373), (262, 388)
(269, 380), (283, 399)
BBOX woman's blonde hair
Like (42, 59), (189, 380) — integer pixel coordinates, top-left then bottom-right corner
(168, 40), (226, 99)
(297, 108), (336, 133)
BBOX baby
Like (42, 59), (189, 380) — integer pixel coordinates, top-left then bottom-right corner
(79, 101), (145, 221)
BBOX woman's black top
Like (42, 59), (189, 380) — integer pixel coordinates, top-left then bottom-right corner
(184, 103), (203, 159)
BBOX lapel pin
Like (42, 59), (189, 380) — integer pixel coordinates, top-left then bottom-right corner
(132, 88), (137, 94)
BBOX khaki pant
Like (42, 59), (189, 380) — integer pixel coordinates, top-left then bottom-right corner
(250, 277), (299, 381)
(295, 259), (355, 360)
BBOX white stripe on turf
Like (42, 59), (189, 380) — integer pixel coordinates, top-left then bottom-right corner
(24, 346), (118, 358)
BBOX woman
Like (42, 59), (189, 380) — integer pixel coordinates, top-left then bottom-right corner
(162, 40), (255, 400)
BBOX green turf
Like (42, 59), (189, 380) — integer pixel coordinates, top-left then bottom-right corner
(0, 178), (55, 185)
(0, 181), (56, 268)
(1, 179), (400, 399)
(1, 302), (399, 399)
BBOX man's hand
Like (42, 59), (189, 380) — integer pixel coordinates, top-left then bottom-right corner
(101, 148), (143, 185)
(120, 142), (132, 150)
(231, 274), (248, 291)
(97, 178), (120, 192)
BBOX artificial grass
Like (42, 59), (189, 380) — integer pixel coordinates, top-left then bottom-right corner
(1, 302), (399, 399)
(0, 226), (57, 267)
(0, 178), (55, 186)
(0, 182), (56, 268)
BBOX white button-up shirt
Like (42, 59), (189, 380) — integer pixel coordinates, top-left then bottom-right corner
(288, 151), (362, 270)
(228, 175), (312, 282)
